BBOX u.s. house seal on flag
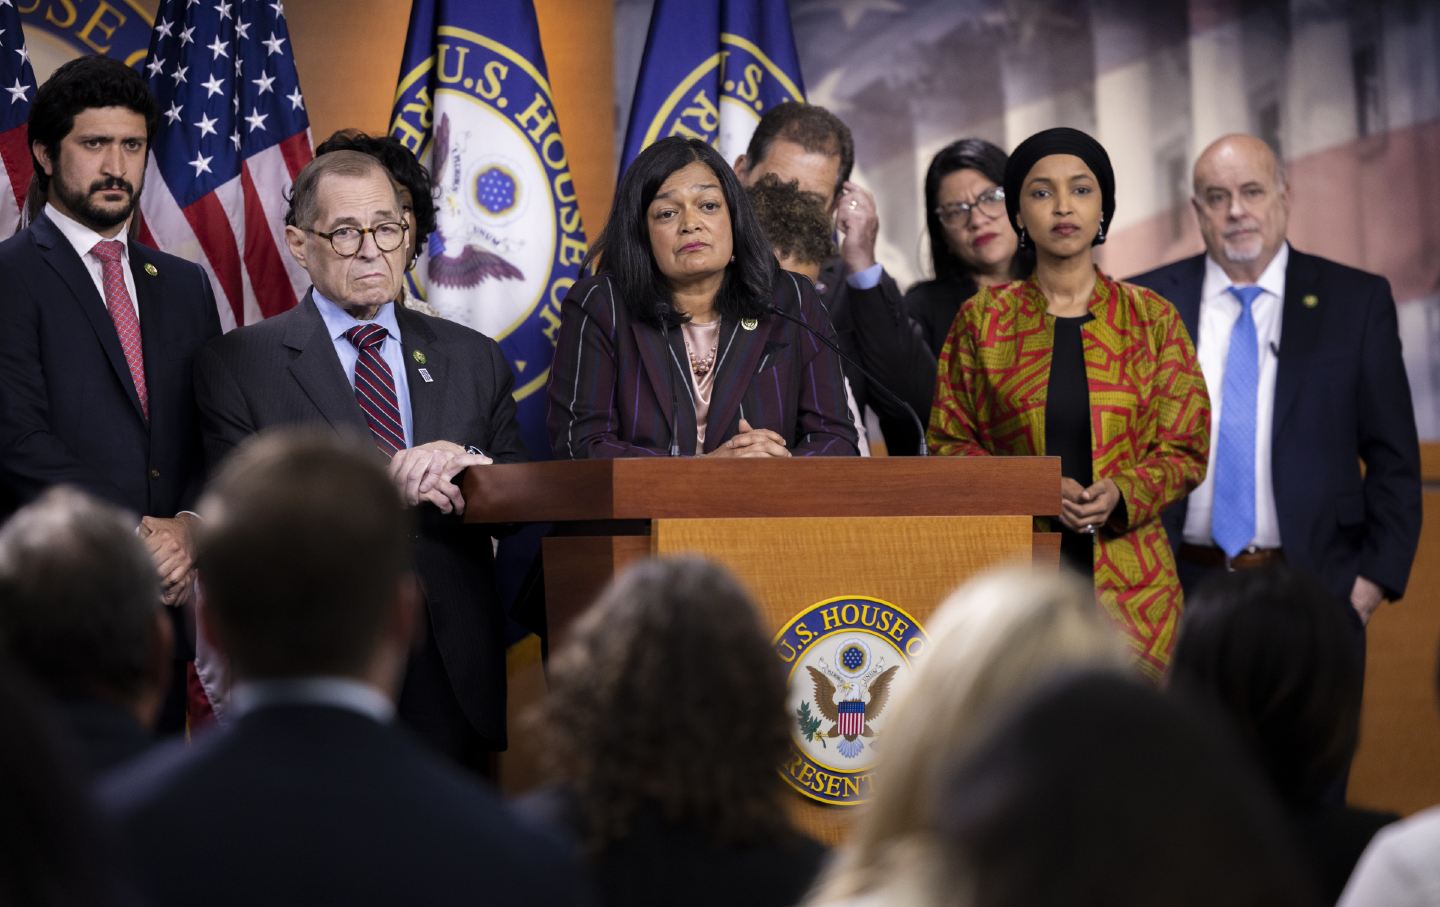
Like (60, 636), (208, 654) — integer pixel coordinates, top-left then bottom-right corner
(391, 25), (587, 405)
(774, 595), (928, 807)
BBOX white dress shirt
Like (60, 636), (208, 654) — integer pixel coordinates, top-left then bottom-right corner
(44, 203), (141, 320)
(1338, 805), (1440, 907)
(1182, 244), (1289, 548)
(229, 676), (395, 723)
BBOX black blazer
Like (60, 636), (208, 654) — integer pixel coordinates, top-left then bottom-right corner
(0, 213), (220, 519)
(100, 705), (592, 907)
(1128, 250), (1421, 600)
(193, 293), (528, 745)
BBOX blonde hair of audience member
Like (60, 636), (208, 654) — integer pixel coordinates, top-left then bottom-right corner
(804, 564), (1128, 905)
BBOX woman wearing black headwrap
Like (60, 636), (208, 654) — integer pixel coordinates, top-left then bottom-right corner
(927, 127), (1211, 680)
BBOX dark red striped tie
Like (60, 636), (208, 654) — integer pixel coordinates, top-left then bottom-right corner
(343, 323), (405, 456)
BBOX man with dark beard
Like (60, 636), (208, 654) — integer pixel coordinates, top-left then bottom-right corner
(0, 56), (221, 733)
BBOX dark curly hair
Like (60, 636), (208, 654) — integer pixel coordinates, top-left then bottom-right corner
(585, 137), (773, 328)
(746, 172), (835, 268)
(28, 55), (158, 194)
(538, 557), (793, 852)
(315, 129), (436, 263)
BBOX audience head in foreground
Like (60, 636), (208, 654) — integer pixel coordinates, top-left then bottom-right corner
(101, 430), (588, 907)
(532, 556), (825, 907)
(0, 487), (171, 775)
(806, 564), (1128, 904)
(907, 671), (1317, 907)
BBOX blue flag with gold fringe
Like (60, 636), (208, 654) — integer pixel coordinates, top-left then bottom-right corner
(389, 0), (587, 461)
(621, 0), (806, 173)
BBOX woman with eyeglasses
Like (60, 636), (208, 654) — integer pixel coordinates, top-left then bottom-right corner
(904, 139), (1030, 357)
(928, 128), (1210, 681)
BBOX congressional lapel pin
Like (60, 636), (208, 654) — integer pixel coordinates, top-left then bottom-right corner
(1303, 294), (1319, 309)
(418, 368), (434, 383)
(143, 263), (158, 277)
(412, 349), (427, 365)
(740, 317), (759, 331)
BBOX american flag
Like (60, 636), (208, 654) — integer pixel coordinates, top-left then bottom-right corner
(139, 0), (313, 330)
(0, 0), (36, 236)
(837, 699), (865, 737)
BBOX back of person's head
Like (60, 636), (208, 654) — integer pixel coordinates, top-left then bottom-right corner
(0, 662), (128, 907)
(315, 129), (436, 255)
(746, 173), (836, 272)
(195, 429), (412, 681)
(0, 488), (166, 714)
(28, 55), (158, 193)
(809, 565), (1128, 902)
(744, 101), (854, 200)
(893, 670), (1315, 907)
(541, 556), (791, 850)
(1169, 565), (1361, 810)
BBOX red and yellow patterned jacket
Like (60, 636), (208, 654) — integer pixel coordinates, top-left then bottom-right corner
(928, 269), (1210, 679)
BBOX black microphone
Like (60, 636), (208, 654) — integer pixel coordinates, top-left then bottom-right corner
(656, 303), (681, 456)
(763, 292), (928, 457)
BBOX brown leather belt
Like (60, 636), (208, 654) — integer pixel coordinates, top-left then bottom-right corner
(1178, 544), (1285, 571)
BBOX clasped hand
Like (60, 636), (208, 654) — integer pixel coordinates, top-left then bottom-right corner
(706, 419), (791, 458)
(140, 513), (199, 607)
(388, 441), (493, 514)
(1059, 477), (1121, 533)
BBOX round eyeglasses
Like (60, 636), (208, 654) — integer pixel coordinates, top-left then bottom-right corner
(306, 222), (409, 257)
(934, 187), (1005, 226)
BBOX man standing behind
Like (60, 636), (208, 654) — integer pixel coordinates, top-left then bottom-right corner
(102, 431), (587, 907)
(194, 150), (526, 769)
(734, 103), (934, 454)
(1129, 134), (1420, 622)
(0, 56), (221, 729)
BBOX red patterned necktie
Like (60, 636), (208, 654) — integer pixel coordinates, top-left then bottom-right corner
(343, 323), (405, 456)
(91, 240), (148, 419)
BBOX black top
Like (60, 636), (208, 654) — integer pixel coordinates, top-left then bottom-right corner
(517, 786), (827, 907)
(1045, 314), (1095, 579)
(903, 275), (978, 358)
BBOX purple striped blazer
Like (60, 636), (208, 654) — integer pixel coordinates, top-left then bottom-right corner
(547, 271), (859, 458)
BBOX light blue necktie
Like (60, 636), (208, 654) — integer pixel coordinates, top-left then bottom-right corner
(1212, 285), (1264, 558)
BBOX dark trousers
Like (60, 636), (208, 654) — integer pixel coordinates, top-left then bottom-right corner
(396, 602), (498, 780)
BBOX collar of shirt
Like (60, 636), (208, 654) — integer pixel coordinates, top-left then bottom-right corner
(45, 202), (133, 264)
(229, 676), (395, 724)
(312, 287), (404, 343)
(1201, 242), (1290, 308)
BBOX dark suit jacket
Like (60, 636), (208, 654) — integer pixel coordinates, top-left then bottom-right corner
(0, 212), (220, 519)
(100, 704), (591, 906)
(1128, 249), (1421, 600)
(547, 271), (859, 458)
(819, 258), (937, 455)
(193, 294), (528, 744)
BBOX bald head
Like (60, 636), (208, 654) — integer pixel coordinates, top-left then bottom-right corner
(1190, 134), (1290, 284)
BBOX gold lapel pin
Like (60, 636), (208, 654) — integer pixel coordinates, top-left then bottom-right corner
(1303, 294), (1319, 309)
(412, 349), (427, 365)
(740, 317), (758, 331)
(143, 263), (158, 276)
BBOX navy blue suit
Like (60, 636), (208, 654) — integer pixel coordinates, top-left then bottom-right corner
(1128, 250), (1421, 602)
(0, 212), (220, 520)
(100, 704), (591, 906)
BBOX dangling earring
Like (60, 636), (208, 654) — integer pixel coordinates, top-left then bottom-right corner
(1018, 227), (1028, 250)
(1096, 220), (1106, 242)
(730, 254), (736, 263)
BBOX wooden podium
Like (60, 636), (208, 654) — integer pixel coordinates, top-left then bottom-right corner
(464, 457), (1060, 841)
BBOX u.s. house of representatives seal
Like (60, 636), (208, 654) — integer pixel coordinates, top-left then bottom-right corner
(774, 595), (928, 807)
(390, 25), (587, 404)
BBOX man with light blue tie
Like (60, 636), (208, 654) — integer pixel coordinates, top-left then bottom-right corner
(1130, 134), (1420, 626)
(194, 150), (528, 771)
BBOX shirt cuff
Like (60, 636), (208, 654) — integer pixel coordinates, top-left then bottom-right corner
(845, 263), (883, 290)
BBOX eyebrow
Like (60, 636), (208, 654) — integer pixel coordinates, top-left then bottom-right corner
(652, 183), (722, 201)
(324, 210), (398, 227)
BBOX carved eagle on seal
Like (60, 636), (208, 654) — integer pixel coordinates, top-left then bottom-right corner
(806, 664), (898, 741)
(427, 112), (525, 290)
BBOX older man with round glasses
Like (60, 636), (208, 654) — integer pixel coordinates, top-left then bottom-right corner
(194, 149), (528, 772)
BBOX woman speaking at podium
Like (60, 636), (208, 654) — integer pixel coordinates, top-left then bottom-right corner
(927, 128), (1209, 680)
(547, 137), (858, 459)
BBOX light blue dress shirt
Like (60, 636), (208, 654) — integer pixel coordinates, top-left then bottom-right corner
(312, 290), (414, 449)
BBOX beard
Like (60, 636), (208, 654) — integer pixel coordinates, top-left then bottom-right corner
(50, 171), (141, 231)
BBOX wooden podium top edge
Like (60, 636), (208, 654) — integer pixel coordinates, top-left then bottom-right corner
(464, 457), (1060, 523)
